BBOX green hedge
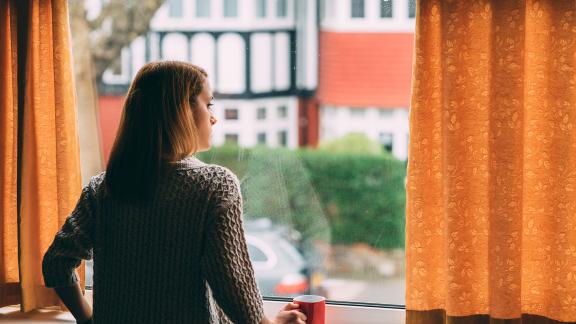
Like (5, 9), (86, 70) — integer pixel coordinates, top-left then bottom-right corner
(198, 145), (406, 249)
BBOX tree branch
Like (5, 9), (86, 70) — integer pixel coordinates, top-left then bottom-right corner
(88, 0), (166, 81)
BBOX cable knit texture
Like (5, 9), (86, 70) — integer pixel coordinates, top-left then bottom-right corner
(42, 156), (264, 324)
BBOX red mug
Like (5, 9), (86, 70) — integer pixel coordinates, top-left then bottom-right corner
(293, 295), (326, 324)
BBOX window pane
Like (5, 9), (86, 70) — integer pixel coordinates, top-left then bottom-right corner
(224, 0), (238, 17)
(409, 0), (416, 18)
(72, 0), (414, 308)
(256, 0), (267, 18)
(380, 0), (393, 18)
(257, 107), (267, 119)
(248, 243), (269, 262)
(225, 108), (239, 120)
(225, 133), (239, 143)
(350, 0), (365, 18)
(277, 105), (287, 118)
(196, 0), (210, 17)
(168, 0), (183, 18)
(278, 130), (288, 146)
(276, 0), (287, 17)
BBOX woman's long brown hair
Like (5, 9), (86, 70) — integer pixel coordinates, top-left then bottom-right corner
(105, 61), (207, 202)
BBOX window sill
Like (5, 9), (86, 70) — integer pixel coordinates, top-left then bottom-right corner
(0, 291), (406, 323)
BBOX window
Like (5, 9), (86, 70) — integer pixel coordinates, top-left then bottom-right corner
(351, 0), (365, 18)
(225, 133), (239, 144)
(256, 0), (267, 18)
(257, 132), (267, 145)
(276, 0), (287, 17)
(224, 0), (238, 17)
(257, 107), (267, 120)
(168, 0), (183, 18)
(278, 130), (288, 146)
(409, 0), (416, 18)
(351, 108), (366, 117)
(225, 108), (239, 120)
(379, 132), (394, 153)
(380, 0), (393, 18)
(248, 243), (269, 262)
(379, 109), (394, 118)
(69, 0), (414, 313)
(196, 0), (210, 17)
(277, 105), (287, 118)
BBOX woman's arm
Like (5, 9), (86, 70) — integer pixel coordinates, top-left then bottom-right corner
(54, 284), (92, 323)
(42, 183), (96, 323)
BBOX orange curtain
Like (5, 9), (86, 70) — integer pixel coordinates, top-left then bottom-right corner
(0, 0), (21, 307)
(407, 1), (576, 323)
(0, 0), (82, 311)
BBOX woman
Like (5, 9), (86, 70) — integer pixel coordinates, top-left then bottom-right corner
(42, 61), (308, 324)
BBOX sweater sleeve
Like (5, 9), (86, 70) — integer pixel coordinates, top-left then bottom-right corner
(201, 168), (265, 324)
(42, 181), (96, 288)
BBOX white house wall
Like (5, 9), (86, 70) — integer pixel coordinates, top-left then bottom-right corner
(211, 97), (299, 148)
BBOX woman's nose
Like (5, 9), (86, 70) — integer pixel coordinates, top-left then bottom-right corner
(210, 115), (217, 125)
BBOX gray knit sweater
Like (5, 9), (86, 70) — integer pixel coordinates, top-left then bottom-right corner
(42, 156), (264, 323)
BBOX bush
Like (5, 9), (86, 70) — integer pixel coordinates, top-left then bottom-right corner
(197, 145), (406, 249)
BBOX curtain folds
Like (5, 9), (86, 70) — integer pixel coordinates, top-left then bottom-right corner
(0, 0), (82, 311)
(407, 0), (576, 323)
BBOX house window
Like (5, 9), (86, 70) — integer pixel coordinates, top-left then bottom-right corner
(196, 0), (210, 17)
(379, 109), (394, 118)
(225, 108), (239, 120)
(351, 0), (365, 18)
(277, 105), (287, 118)
(256, 0), (267, 18)
(224, 0), (238, 17)
(168, 0), (183, 18)
(379, 132), (394, 153)
(408, 0), (416, 18)
(257, 107), (267, 120)
(380, 0), (393, 18)
(351, 108), (366, 117)
(225, 133), (239, 144)
(278, 130), (288, 147)
(257, 132), (267, 145)
(276, 0), (288, 17)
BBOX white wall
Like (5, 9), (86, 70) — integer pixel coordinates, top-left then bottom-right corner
(211, 97), (299, 149)
(320, 106), (409, 160)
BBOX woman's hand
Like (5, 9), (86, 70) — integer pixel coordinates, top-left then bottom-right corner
(274, 302), (307, 324)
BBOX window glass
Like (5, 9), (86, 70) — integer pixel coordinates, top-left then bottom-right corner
(278, 130), (288, 146)
(351, 0), (365, 18)
(256, 0), (267, 18)
(196, 0), (210, 17)
(257, 107), (267, 120)
(409, 0), (416, 18)
(224, 0), (238, 17)
(277, 105), (287, 118)
(168, 0), (183, 17)
(225, 133), (239, 143)
(71, 0), (414, 308)
(276, 0), (287, 17)
(380, 0), (393, 18)
(225, 108), (239, 120)
(248, 243), (269, 262)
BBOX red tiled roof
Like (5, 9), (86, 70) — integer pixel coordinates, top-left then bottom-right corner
(98, 96), (124, 163)
(317, 32), (414, 108)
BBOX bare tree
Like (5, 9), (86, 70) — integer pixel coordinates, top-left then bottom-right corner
(69, 0), (165, 183)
